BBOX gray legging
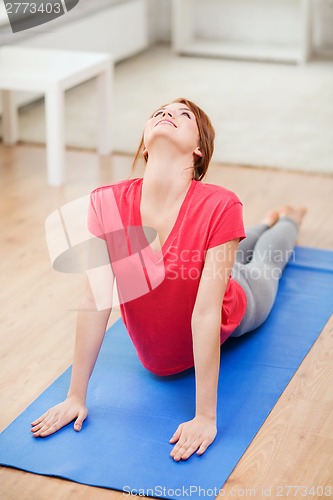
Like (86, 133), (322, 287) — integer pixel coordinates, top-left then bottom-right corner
(231, 217), (298, 337)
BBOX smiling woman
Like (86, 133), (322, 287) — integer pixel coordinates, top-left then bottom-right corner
(143, 102), (203, 175)
(30, 97), (307, 464)
(133, 98), (215, 181)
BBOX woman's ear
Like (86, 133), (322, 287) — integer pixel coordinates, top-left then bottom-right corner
(143, 147), (148, 156)
(194, 146), (203, 158)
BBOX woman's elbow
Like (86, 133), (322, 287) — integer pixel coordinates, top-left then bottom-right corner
(191, 309), (222, 329)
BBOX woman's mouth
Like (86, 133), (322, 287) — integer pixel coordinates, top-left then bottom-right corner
(155, 119), (177, 128)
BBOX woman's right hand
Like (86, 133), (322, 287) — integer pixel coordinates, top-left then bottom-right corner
(30, 395), (88, 437)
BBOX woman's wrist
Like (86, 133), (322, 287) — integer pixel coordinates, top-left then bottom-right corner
(195, 409), (217, 420)
(195, 412), (216, 422)
(66, 391), (86, 403)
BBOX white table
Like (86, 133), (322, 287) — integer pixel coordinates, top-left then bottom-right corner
(0, 46), (113, 185)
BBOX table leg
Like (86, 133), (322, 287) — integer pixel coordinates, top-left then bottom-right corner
(1, 89), (18, 144)
(45, 87), (65, 186)
(96, 63), (113, 156)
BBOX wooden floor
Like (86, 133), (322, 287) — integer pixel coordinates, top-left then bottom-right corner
(0, 143), (332, 499)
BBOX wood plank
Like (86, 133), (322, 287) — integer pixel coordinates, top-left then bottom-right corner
(0, 143), (332, 500)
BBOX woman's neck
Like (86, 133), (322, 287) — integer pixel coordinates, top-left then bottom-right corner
(142, 149), (194, 204)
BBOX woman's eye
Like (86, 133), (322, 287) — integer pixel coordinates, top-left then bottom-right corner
(153, 111), (163, 117)
(182, 112), (191, 119)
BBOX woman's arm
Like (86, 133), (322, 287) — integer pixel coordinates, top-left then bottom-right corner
(67, 280), (112, 402)
(170, 239), (239, 461)
(31, 237), (113, 437)
(30, 279), (111, 437)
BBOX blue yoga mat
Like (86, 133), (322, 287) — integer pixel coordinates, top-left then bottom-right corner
(1, 246), (333, 499)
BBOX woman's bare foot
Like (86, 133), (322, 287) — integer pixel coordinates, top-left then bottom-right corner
(261, 210), (280, 228)
(278, 205), (307, 227)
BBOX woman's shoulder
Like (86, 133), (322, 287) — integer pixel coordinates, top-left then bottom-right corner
(90, 177), (142, 197)
(197, 181), (243, 205)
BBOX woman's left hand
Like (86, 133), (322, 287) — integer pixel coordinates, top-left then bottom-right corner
(169, 415), (217, 461)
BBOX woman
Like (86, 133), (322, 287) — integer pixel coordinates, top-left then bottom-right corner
(31, 98), (306, 462)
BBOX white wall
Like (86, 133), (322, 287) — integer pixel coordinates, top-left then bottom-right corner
(15, 0), (148, 63)
(146, 0), (171, 43)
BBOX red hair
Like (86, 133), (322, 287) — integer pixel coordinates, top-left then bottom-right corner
(131, 98), (215, 181)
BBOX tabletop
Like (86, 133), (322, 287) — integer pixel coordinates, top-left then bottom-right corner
(0, 45), (112, 91)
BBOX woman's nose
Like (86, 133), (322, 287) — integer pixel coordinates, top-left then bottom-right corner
(162, 110), (173, 117)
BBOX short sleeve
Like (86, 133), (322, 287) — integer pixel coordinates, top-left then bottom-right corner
(207, 201), (246, 249)
(87, 191), (106, 240)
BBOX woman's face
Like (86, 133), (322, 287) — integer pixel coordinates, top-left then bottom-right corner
(143, 102), (202, 158)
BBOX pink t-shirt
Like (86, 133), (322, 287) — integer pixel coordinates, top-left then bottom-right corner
(88, 178), (247, 376)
